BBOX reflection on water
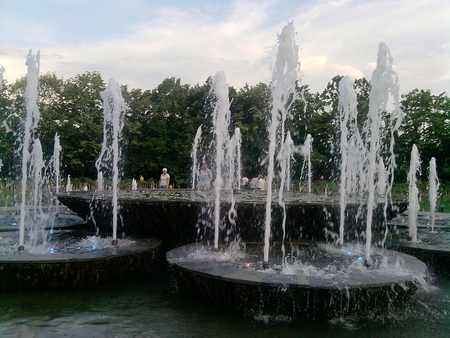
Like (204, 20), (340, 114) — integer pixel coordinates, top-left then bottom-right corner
(0, 268), (448, 337)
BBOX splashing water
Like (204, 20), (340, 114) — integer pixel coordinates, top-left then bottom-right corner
(408, 144), (421, 242)
(429, 157), (440, 232)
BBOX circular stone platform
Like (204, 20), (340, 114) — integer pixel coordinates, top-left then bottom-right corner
(386, 213), (450, 273)
(167, 242), (427, 319)
(57, 189), (408, 247)
(0, 232), (162, 290)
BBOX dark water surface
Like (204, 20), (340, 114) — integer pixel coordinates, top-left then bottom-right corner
(0, 266), (448, 338)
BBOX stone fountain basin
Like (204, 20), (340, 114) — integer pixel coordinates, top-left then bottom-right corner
(57, 190), (408, 248)
(0, 232), (162, 290)
(167, 242), (427, 319)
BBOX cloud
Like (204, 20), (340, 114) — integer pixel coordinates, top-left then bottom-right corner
(1, 0), (448, 95)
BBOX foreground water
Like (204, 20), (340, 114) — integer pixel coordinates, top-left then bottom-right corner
(0, 207), (448, 336)
(0, 264), (448, 337)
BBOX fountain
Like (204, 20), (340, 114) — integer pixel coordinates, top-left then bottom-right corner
(0, 52), (162, 290)
(165, 23), (429, 319)
(386, 154), (449, 271)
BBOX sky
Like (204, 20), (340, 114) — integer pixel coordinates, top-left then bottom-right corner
(0, 0), (449, 96)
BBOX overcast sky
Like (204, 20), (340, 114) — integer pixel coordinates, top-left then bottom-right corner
(1, 0), (449, 96)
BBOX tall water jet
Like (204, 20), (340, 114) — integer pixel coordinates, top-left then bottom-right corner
(97, 171), (104, 191)
(66, 175), (72, 192)
(0, 64), (5, 90)
(429, 157), (440, 232)
(51, 133), (61, 194)
(264, 22), (300, 267)
(364, 43), (403, 264)
(18, 50), (41, 251)
(191, 126), (202, 189)
(408, 144), (421, 242)
(210, 71), (232, 250)
(338, 76), (359, 246)
(299, 134), (313, 193)
(96, 78), (127, 245)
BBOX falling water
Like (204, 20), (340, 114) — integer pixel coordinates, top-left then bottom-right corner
(429, 157), (440, 232)
(18, 50), (41, 250)
(264, 22), (300, 265)
(408, 144), (421, 242)
(211, 71), (232, 250)
(191, 126), (202, 189)
(132, 178), (137, 190)
(364, 43), (403, 264)
(96, 78), (127, 244)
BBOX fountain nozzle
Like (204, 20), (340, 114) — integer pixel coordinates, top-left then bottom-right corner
(112, 239), (118, 246)
(18, 245), (24, 252)
(262, 261), (270, 270)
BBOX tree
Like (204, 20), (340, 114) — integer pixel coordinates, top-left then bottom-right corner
(397, 90), (450, 181)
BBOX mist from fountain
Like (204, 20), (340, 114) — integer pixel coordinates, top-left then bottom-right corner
(429, 157), (440, 232)
(408, 144), (421, 242)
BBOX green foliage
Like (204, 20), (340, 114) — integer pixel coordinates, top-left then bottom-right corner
(0, 70), (447, 191)
(397, 90), (449, 182)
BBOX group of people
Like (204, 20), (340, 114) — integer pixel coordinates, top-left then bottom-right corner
(157, 164), (212, 190)
(157, 164), (266, 191)
(241, 174), (266, 190)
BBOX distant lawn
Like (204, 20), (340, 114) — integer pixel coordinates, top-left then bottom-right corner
(0, 189), (17, 207)
(420, 198), (450, 213)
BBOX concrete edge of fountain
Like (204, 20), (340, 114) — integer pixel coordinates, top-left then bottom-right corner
(387, 241), (450, 273)
(166, 243), (428, 319)
(0, 238), (163, 290)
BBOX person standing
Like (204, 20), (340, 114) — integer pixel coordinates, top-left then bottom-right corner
(159, 168), (170, 189)
(256, 174), (265, 190)
(198, 163), (213, 190)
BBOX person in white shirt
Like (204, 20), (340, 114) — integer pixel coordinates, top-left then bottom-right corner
(159, 168), (170, 189)
(198, 163), (213, 190)
(256, 174), (265, 190)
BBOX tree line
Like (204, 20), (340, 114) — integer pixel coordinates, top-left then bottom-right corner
(0, 72), (448, 187)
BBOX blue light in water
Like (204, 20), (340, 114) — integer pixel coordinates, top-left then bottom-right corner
(11, 222), (16, 226)
(50, 229), (54, 234)
(50, 248), (55, 254)
(347, 251), (352, 255)
(358, 257), (364, 261)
